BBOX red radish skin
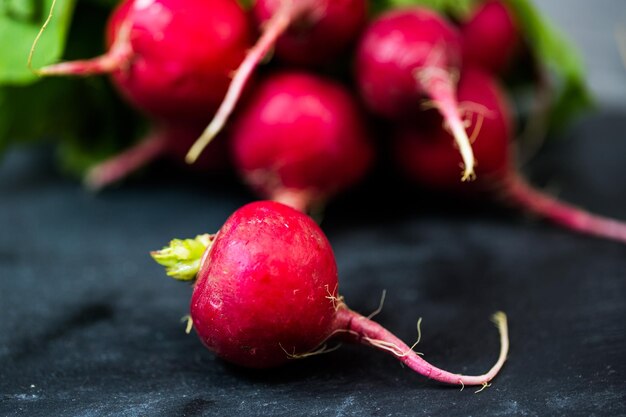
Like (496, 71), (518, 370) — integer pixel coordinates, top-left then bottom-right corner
(395, 68), (626, 244)
(186, 0), (367, 163)
(229, 72), (374, 212)
(38, 0), (252, 124)
(85, 123), (228, 190)
(461, 0), (520, 74)
(152, 201), (509, 386)
(355, 7), (477, 181)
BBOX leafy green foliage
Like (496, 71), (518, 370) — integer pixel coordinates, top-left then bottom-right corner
(371, 0), (478, 18)
(503, 0), (593, 128)
(0, 0), (76, 84)
(0, 1), (142, 173)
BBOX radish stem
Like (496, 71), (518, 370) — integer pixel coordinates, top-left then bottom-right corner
(334, 308), (509, 387)
(504, 174), (626, 244)
(37, 20), (134, 76)
(85, 127), (170, 190)
(186, 0), (312, 163)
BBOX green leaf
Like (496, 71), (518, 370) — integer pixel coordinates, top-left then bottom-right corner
(0, 75), (142, 175)
(370, 0), (479, 18)
(503, 0), (593, 128)
(0, 0), (76, 84)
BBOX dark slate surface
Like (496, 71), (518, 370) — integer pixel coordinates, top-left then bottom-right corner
(1, 107), (626, 416)
(2, 2), (626, 415)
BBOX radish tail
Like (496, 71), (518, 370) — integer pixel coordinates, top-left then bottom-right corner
(186, 2), (310, 164)
(504, 173), (626, 244)
(37, 20), (133, 76)
(417, 68), (476, 182)
(334, 308), (509, 388)
(84, 128), (170, 190)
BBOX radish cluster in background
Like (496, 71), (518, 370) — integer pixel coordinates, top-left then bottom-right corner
(30, 0), (626, 383)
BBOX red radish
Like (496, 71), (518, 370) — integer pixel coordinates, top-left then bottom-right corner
(395, 68), (626, 244)
(354, 7), (476, 181)
(229, 71), (374, 212)
(185, 0), (367, 163)
(37, 0), (252, 124)
(461, 0), (521, 74)
(34, 0), (251, 187)
(152, 200), (509, 386)
(85, 123), (229, 190)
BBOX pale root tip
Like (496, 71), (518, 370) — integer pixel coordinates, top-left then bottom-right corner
(83, 168), (106, 192)
(461, 168), (477, 182)
(185, 140), (205, 164)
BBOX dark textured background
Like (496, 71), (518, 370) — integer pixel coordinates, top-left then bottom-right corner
(1, 2), (626, 416)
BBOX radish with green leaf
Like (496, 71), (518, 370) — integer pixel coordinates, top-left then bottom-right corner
(33, 0), (252, 187)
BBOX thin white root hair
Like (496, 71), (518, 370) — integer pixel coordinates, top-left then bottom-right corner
(366, 289), (387, 319)
(280, 342), (343, 359)
(474, 382), (491, 394)
(458, 101), (496, 119)
(324, 284), (344, 311)
(408, 317), (423, 351)
(362, 337), (407, 357)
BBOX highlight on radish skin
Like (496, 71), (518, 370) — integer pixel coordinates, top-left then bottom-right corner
(355, 7), (476, 181)
(185, 0), (367, 164)
(34, 0), (252, 124)
(394, 68), (626, 244)
(152, 200), (509, 386)
(229, 71), (374, 213)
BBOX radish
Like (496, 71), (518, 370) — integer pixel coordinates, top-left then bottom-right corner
(461, 0), (521, 75)
(394, 68), (626, 244)
(229, 71), (374, 212)
(354, 7), (476, 182)
(152, 200), (509, 387)
(185, 0), (367, 163)
(34, 0), (252, 187)
(37, 0), (252, 123)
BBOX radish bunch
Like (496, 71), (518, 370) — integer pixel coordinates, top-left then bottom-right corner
(33, 0), (625, 389)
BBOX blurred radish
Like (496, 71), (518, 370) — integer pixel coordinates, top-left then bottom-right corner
(395, 68), (626, 244)
(186, 0), (367, 163)
(33, 0), (252, 187)
(229, 71), (374, 212)
(355, 7), (476, 181)
(152, 200), (509, 387)
(85, 123), (228, 189)
(37, 0), (251, 123)
(461, 0), (521, 74)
